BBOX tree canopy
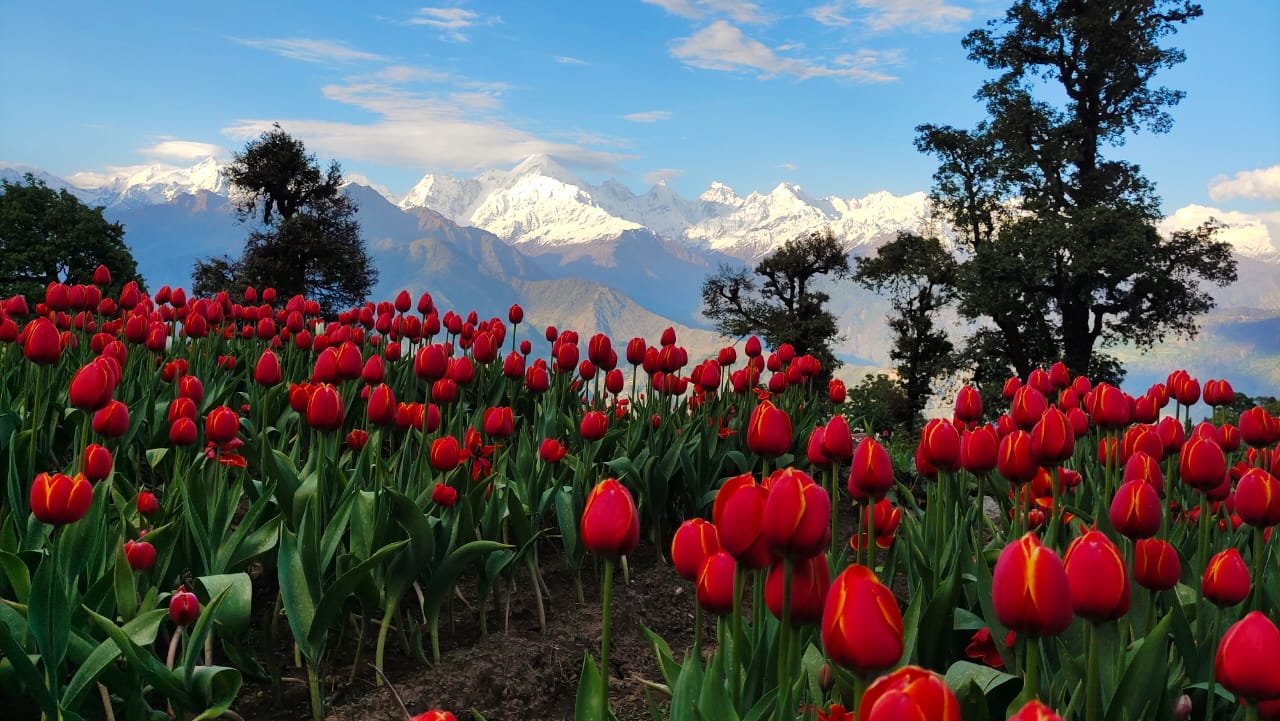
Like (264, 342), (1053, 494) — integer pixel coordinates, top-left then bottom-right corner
(701, 229), (850, 379)
(0, 174), (141, 300)
(904, 0), (1235, 383)
(193, 126), (376, 314)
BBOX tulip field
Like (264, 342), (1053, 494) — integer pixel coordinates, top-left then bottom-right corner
(2, 268), (1280, 721)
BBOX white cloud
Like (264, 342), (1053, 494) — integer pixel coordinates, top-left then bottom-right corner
(672, 21), (898, 82)
(808, 0), (972, 33)
(1161, 204), (1280, 258)
(645, 168), (685, 184)
(623, 110), (673, 123)
(1209, 165), (1280, 202)
(221, 75), (628, 174)
(371, 65), (451, 84)
(139, 140), (227, 162)
(775, 162), (798, 171)
(555, 55), (589, 65)
(642, 0), (768, 24)
(406, 7), (500, 41)
(231, 37), (387, 64)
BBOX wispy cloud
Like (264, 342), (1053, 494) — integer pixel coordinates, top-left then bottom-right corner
(406, 7), (500, 41)
(645, 168), (685, 184)
(775, 162), (798, 171)
(807, 0), (973, 33)
(672, 21), (899, 82)
(623, 110), (673, 123)
(139, 139), (227, 162)
(555, 55), (589, 65)
(1209, 165), (1280, 202)
(231, 37), (387, 64)
(221, 70), (628, 174)
(642, 0), (768, 24)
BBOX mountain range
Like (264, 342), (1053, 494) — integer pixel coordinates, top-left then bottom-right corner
(3, 155), (1279, 400)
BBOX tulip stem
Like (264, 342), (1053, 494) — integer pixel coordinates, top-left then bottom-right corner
(1024, 635), (1041, 701)
(1245, 705), (1260, 721)
(1085, 623), (1100, 721)
(1196, 494), (1212, 591)
(730, 566), (745, 711)
(600, 559), (615, 721)
(1251, 526), (1266, 612)
(776, 557), (794, 721)
(373, 597), (398, 686)
(305, 659), (324, 721)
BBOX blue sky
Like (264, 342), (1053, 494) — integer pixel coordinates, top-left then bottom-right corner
(2, 0), (1277, 215)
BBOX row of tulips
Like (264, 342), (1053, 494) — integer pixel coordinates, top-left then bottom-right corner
(607, 363), (1279, 721)
(0, 268), (844, 721)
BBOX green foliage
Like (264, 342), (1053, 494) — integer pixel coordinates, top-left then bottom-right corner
(854, 232), (958, 428)
(701, 229), (850, 379)
(194, 126), (376, 313)
(910, 0), (1236, 382)
(0, 174), (142, 300)
(843, 373), (915, 434)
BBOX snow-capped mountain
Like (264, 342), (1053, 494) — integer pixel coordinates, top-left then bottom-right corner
(66, 158), (229, 208)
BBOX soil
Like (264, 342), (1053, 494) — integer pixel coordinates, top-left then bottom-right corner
(234, 540), (710, 721)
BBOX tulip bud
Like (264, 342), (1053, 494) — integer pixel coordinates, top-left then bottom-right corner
(305, 384), (344, 432)
(169, 417), (197, 446)
(761, 468), (829, 559)
(254, 350), (282, 386)
(1011, 386), (1048, 429)
(1109, 480), (1162, 539)
(92, 400), (130, 438)
(30, 472), (93, 525)
(1133, 538), (1180, 591)
(859, 666), (959, 721)
(820, 415), (853, 462)
(483, 406), (515, 438)
(961, 425), (999, 475)
(696, 551), (737, 615)
(1009, 700), (1066, 721)
(1063, 529), (1130, 621)
(1202, 548), (1250, 607)
(124, 539), (156, 572)
(746, 400), (792, 458)
(993, 533), (1072, 636)
(1236, 468), (1280, 528)
(345, 429), (369, 451)
(429, 436), (461, 472)
(579, 410), (608, 441)
(22, 317), (62, 365)
(169, 586), (200, 626)
(1179, 436), (1227, 491)
(954, 385), (983, 423)
(919, 418), (961, 471)
(1214, 611), (1280, 702)
(367, 384), (397, 426)
(822, 564), (903, 674)
(137, 490), (159, 516)
(538, 438), (567, 464)
(712, 473), (772, 569)
(205, 406), (240, 444)
(765, 554), (829, 624)
(580, 478), (640, 557)
(1030, 407), (1074, 464)
(671, 518), (720, 581)
(69, 361), (115, 410)
(848, 437), (894, 502)
(431, 483), (458, 507)
(997, 430), (1038, 484)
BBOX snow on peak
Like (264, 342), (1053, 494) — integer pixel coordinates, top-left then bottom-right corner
(65, 157), (229, 207)
(699, 181), (741, 207)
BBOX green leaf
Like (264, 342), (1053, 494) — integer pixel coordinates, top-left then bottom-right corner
(145, 448), (169, 470)
(919, 571), (961, 671)
(182, 587), (232, 678)
(195, 573), (253, 636)
(277, 527), (318, 661)
(697, 649), (739, 721)
(954, 679), (990, 721)
(420, 540), (511, 617)
(28, 551), (70, 673)
(1105, 612), (1174, 721)
(85, 606), (193, 707)
(0, 602), (57, 717)
(62, 608), (167, 708)
(668, 653), (705, 721)
(305, 539), (408, 654)
(0, 550), (31, 603)
(113, 544), (135, 623)
(641, 624), (681, 686)
(575, 654), (606, 721)
(187, 666), (243, 721)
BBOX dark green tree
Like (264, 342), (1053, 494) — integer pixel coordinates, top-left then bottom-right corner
(701, 229), (850, 379)
(854, 232), (959, 429)
(0, 174), (142, 299)
(194, 126), (376, 313)
(913, 0), (1237, 383)
(844, 373), (915, 435)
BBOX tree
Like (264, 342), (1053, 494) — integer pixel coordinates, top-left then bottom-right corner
(854, 232), (959, 429)
(195, 126), (376, 313)
(701, 229), (850, 379)
(844, 373), (915, 435)
(912, 1), (1237, 382)
(0, 174), (142, 300)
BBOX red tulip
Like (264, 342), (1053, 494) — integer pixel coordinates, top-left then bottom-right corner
(431, 483), (458, 507)
(1009, 700), (1066, 721)
(1239, 407), (1276, 448)
(1122, 451), (1164, 492)
(69, 361), (114, 410)
(92, 400), (130, 438)
(997, 430), (1038, 484)
(578, 410), (608, 441)
(919, 418), (961, 471)
(30, 472), (93, 525)
(429, 436), (461, 472)
(1214, 611), (1280, 702)
(1088, 383), (1131, 428)
(696, 551), (737, 615)
(1120, 425), (1165, 464)
(345, 429), (369, 451)
(83, 443), (113, 482)
(953, 385), (983, 423)
(1236, 468), (1280, 528)
(22, 317), (62, 364)
(821, 564), (903, 674)
(124, 539), (156, 572)
(850, 499), (902, 550)
(1063, 529), (1130, 621)
(1179, 436), (1227, 491)
(821, 415), (853, 462)
(747, 400), (792, 458)
(1011, 386), (1048, 429)
(367, 384), (397, 426)
(964, 628), (1004, 669)
(580, 478), (640, 557)
(828, 379), (846, 404)
(671, 518), (720, 581)
(1203, 548), (1250, 607)
(254, 350), (282, 386)
(205, 406), (240, 444)
(848, 437), (894, 502)
(859, 666), (959, 721)
(1133, 538), (1180, 591)
(765, 554), (829, 624)
(305, 384), (345, 432)
(169, 417), (197, 446)
(483, 406), (514, 438)
(761, 467), (829, 559)
(807, 427), (832, 468)
(1030, 407), (1074, 464)
(137, 490), (159, 516)
(169, 586), (200, 626)
(539, 438), (567, 464)
(1109, 480), (1162, 539)
(713, 473), (772, 569)
(993, 533), (1072, 636)
(961, 425), (999, 474)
